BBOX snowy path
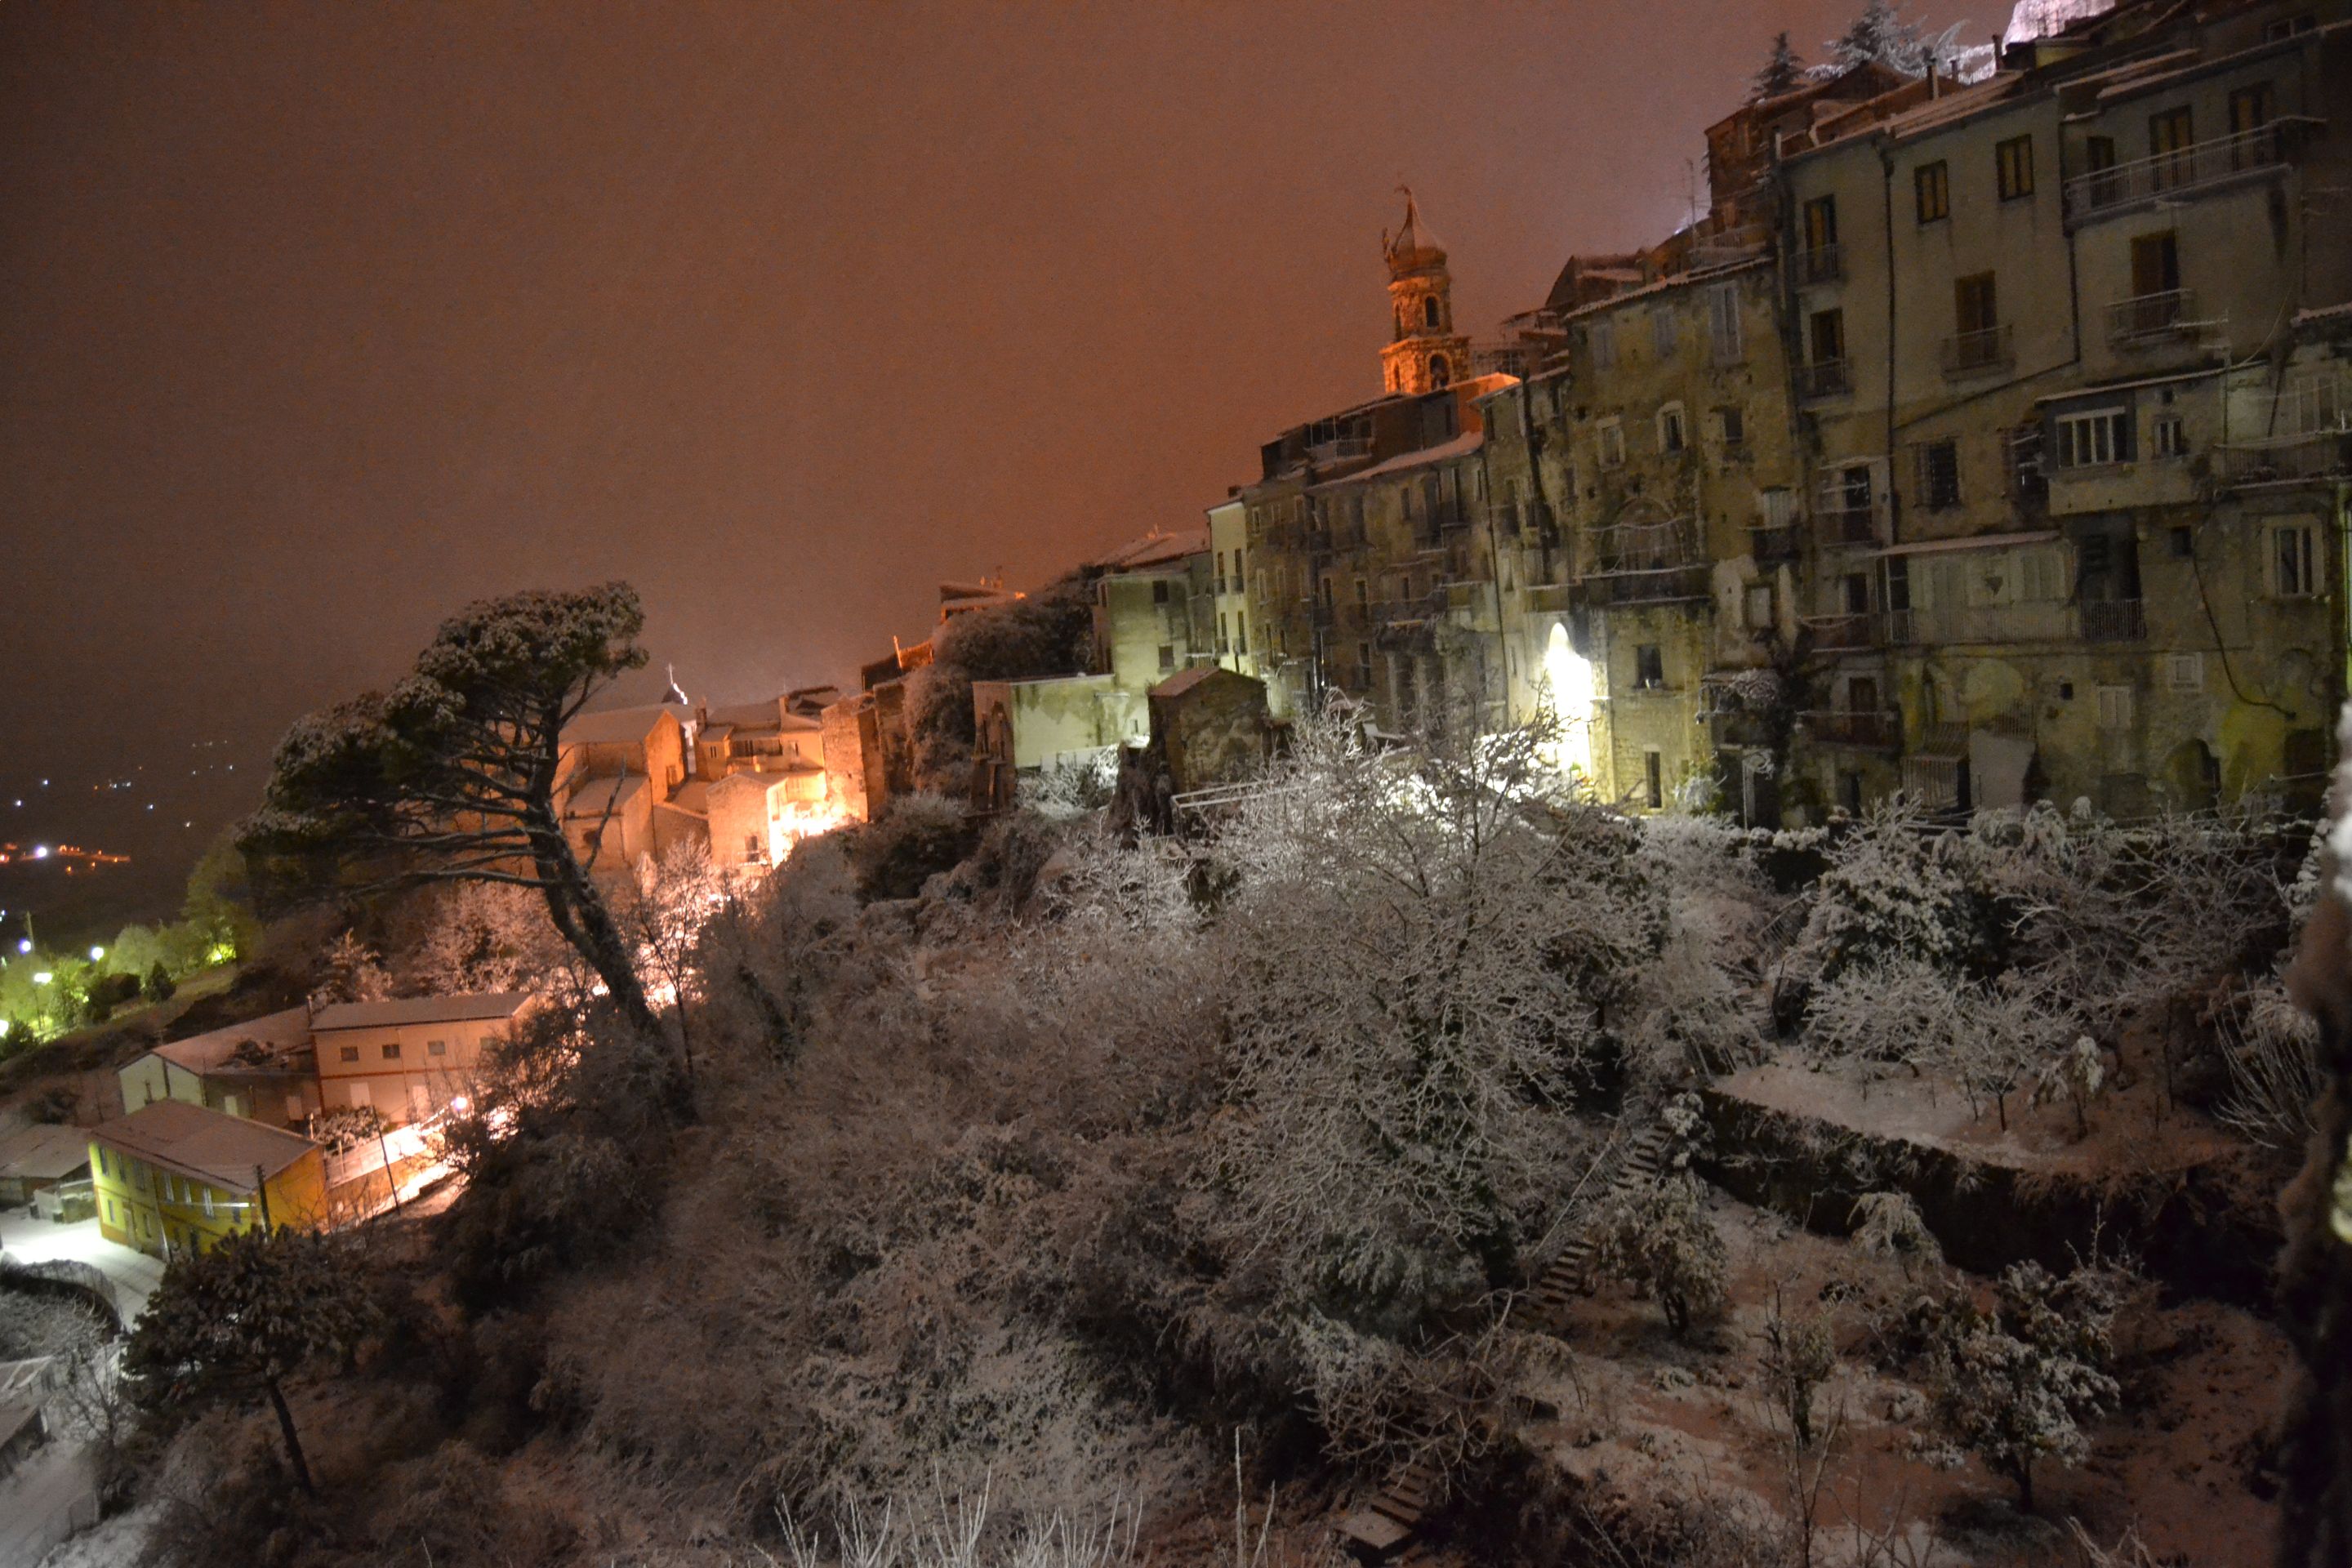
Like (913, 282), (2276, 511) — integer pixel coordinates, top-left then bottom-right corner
(0, 1213), (163, 1325)
(0, 1446), (96, 1568)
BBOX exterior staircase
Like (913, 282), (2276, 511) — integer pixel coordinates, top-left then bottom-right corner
(1331, 1120), (1679, 1562)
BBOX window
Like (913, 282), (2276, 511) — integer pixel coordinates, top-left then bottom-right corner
(1644, 751), (1665, 810)
(2167, 653), (2206, 691)
(1589, 316), (1616, 369)
(381, 1042), (402, 1061)
(1707, 285), (1742, 363)
(2149, 106), (2194, 189)
(1914, 159), (1949, 222)
(2153, 412), (2186, 457)
(1651, 307), (1677, 358)
(1802, 195), (1838, 254)
(203, 1187), (216, 1218)
(339, 1045), (360, 1064)
(2096, 685), (2136, 729)
(2169, 524), (2194, 559)
(1422, 295), (1441, 330)
(2020, 548), (2066, 602)
(2055, 408), (2131, 468)
(1635, 644), (1665, 689)
(2085, 134), (2120, 204)
(2230, 82), (2277, 168)
(285, 1091), (305, 1120)
(1232, 550), (1245, 594)
(1917, 439), (1961, 508)
(1761, 487), (1794, 527)
(104, 1198), (114, 1225)
(1157, 644), (1175, 672)
(2130, 229), (2180, 302)
(1657, 403), (1686, 454)
(1744, 585), (1775, 630)
(2271, 521), (2319, 597)
(1427, 354), (1450, 387)
(1717, 405), (1746, 448)
(1996, 135), (2034, 200)
(1809, 307), (1846, 366)
(743, 833), (761, 862)
(2266, 14), (2316, 39)
(1597, 418), (1626, 469)
(1235, 621), (1246, 656)
(1356, 642), (1373, 688)
(1152, 579), (1169, 604)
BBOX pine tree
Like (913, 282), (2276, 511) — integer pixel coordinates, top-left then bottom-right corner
(1754, 31), (1805, 98)
(1829, 0), (1928, 74)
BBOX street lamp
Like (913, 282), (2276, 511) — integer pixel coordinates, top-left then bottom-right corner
(88, 946), (105, 962)
(31, 972), (51, 986)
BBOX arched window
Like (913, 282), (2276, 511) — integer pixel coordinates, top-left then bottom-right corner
(1428, 354), (1450, 387)
(1423, 296), (1441, 330)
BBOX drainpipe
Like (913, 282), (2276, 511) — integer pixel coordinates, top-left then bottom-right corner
(1878, 133), (1900, 550)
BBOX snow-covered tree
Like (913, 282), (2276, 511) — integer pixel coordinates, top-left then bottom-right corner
(243, 582), (660, 1036)
(1829, 0), (1930, 74)
(1204, 706), (1647, 1330)
(310, 929), (392, 1008)
(617, 838), (726, 1083)
(126, 1227), (384, 1496)
(1754, 30), (1805, 97)
(1849, 1190), (1941, 1279)
(1588, 1169), (1729, 1339)
(1931, 1262), (2120, 1513)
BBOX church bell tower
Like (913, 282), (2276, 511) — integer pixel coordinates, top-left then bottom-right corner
(1379, 188), (1472, 396)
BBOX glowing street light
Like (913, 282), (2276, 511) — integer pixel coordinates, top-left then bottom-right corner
(29, 845), (47, 860)
(14, 940), (28, 955)
(31, 971), (52, 985)
(88, 946), (105, 962)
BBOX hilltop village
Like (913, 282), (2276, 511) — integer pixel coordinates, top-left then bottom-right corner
(4, 4), (2352, 1568)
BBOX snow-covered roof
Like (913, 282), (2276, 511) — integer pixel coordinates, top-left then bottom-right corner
(0, 1124), (92, 1183)
(1094, 526), (1210, 572)
(2004, 0), (2116, 46)
(1321, 430), (1486, 488)
(561, 773), (647, 817)
(563, 704), (681, 746)
(90, 1101), (318, 1190)
(1552, 256), (1774, 327)
(311, 991), (530, 1032)
(148, 1005), (314, 1076)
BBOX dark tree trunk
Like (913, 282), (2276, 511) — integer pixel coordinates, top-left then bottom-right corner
(265, 1375), (315, 1496)
(2015, 1458), (2033, 1515)
(524, 813), (659, 1040)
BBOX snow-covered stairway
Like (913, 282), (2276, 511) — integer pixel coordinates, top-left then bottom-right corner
(1517, 1121), (1673, 1338)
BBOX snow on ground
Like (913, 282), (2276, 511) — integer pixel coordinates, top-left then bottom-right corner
(0, 1211), (161, 1325)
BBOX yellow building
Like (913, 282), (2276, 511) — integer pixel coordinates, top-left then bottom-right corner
(88, 1101), (325, 1259)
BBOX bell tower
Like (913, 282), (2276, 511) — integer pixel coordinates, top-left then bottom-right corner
(1379, 188), (1472, 396)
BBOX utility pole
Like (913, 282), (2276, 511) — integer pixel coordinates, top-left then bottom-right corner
(253, 1165), (273, 1231)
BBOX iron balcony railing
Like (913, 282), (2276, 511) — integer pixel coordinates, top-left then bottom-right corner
(1796, 243), (1844, 286)
(2106, 288), (2197, 348)
(2080, 598), (2147, 643)
(2065, 120), (2314, 224)
(1582, 563), (1711, 606)
(1941, 323), (2014, 377)
(1800, 709), (1900, 750)
(1798, 359), (1852, 400)
(1748, 522), (1800, 564)
(1802, 612), (1884, 651)
(2216, 428), (2352, 488)
(1817, 503), (1882, 547)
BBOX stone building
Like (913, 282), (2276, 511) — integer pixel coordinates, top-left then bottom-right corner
(1777, 0), (2352, 817)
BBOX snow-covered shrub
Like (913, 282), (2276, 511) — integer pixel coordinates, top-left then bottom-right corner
(2216, 976), (2324, 1152)
(850, 792), (981, 902)
(1787, 802), (1994, 982)
(310, 929), (392, 1007)
(1757, 1297), (1836, 1450)
(1929, 1261), (2120, 1513)
(1848, 1191), (1940, 1278)
(1618, 818), (1774, 1082)
(307, 1103), (388, 1155)
(1585, 1170), (1728, 1339)
(1020, 751), (1119, 820)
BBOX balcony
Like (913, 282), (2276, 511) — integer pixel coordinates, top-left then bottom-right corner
(2064, 120), (2315, 225)
(1798, 359), (1852, 401)
(1748, 523), (1800, 564)
(2216, 428), (2352, 488)
(1801, 709), (1900, 750)
(2106, 288), (2198, 350)
(1583, 564), (1711, 607)
(1886, 602), (2075, 645)
(1796, 244), (1844, 286)
(1371, 589), (1448, 630)
(1305, 436), (1372, 465)
(2079, 598), (2146, 643)
(1430, 497), (1471, 533)
(1940, 323), (2013, 378)
(1816, 501), (1884, 548)
(1802, 612), (1884, 651)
